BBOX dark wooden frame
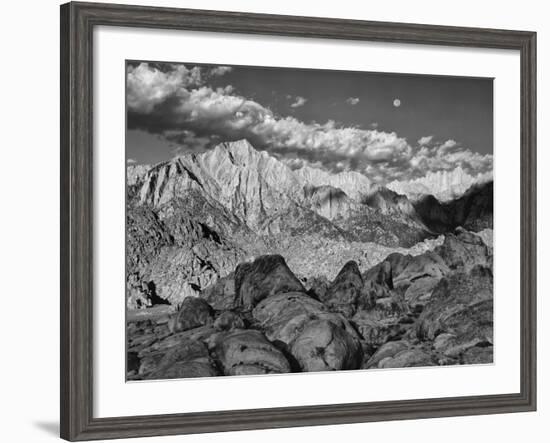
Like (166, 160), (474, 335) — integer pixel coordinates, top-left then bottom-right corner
(60, 1), (537, 441)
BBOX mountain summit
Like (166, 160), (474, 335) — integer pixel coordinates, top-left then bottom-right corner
(139, 139), (304, 229)
(136, 139), (375, 229)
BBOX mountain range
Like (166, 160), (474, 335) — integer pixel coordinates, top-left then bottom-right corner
(126, 139), (492, 308)
(387, 166), (492, 202)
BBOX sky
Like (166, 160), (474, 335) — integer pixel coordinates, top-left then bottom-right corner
(126, 60), (493, 184)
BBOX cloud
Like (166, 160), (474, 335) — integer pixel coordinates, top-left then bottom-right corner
(407, 139), (492, 179)
(346, 97), (360, 106)
(209, 66), (233, 76)
(163, 129), (214, 155)
(438, 139), (458, 153)
(289, 96), (307, 108)
(126, 63), (236, 113)
(126, 158), (137, 164)
(127, 63), (492, 183)
(127, 63), (206, 114)
(418, 135), (433, 146)
(277, 155), (326, 171)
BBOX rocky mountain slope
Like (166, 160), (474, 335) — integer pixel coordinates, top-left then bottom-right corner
(127, 139), (493, 310)
(387, 166), (492, 202)
(294, 166), (373, 201)
(130, 139), (432, 241)
(413, 181), (493, 233)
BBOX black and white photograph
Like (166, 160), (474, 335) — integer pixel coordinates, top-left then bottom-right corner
(125, 60), (494, 381)
(0, 0), (544, 441)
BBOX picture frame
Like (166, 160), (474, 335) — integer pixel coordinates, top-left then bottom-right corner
(60, 1), (537, 441)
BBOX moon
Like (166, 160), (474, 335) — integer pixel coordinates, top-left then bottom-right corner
(393, 98), (401, 107)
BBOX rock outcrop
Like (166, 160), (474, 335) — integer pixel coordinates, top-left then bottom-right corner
(392, 251), (450, 288)
(201, 274), (237, 311)
(252, 291), (363, 371)
(378, 348), (436, 368)
(321, 261), (367, 317)
(235, 255), (305, 309)
(290, 319), (363, 371)
(434, 227), (491, 271)
(214, 329), (291, 376)
(413, 181), (493, 233)
(213, 311), (245, 331)
(416, 266), (493, 342)
(147, 339), (219, 379)
(126, 200), (244, 308)
(127, 229), (493, 381)
(173, 297), (214, 332)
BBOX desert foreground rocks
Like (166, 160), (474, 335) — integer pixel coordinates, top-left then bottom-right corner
(127, 227), (493, 380)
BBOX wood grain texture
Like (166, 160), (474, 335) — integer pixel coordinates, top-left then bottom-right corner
(60, 2), (537, 441)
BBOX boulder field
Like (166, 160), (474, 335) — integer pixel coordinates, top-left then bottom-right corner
(127, 227), (493, 380)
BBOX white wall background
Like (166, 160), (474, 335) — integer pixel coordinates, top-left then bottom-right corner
(0, 0), (546, 442)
